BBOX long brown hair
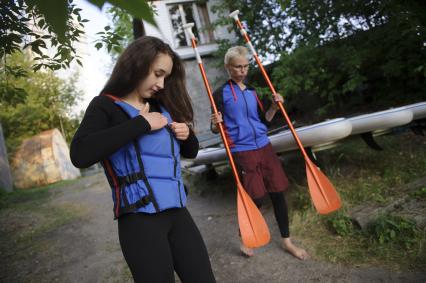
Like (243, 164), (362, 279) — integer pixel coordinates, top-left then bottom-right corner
(101, 36), (194, 124)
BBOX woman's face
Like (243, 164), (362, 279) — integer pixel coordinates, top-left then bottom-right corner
(136, 53), (173, 99)
(226, 55), (249, 83)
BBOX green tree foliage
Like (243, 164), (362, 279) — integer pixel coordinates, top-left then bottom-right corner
(1, 0), (86, 71)
(0, 52), (82, 154)
(1, 0), (154, 155)
(213, 0), (426, 121)
(94, 6), (134, 58)
(211, 0), (287, 60)
(1, 0), (154, 71)
(274, 0), (426, 120)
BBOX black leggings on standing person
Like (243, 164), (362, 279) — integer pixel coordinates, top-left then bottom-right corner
(254, 192), (290, 238)
(118, 208), (216, 283)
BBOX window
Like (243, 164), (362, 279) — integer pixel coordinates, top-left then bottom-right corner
(168, 1), (214, 48)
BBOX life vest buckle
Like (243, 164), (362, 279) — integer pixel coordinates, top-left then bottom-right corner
(118, 171), (147, 187)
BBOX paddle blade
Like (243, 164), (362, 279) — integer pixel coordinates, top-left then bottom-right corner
(306, 160), (341, 214)
(237, 183), (270, 248)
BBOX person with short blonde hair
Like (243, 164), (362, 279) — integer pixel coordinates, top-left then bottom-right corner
(211, 45), (309, 260)
(224, 46), (250, 65)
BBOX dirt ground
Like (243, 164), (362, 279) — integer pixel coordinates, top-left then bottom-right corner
(1, 173), (425, 283)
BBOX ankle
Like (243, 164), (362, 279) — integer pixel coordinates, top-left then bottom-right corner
(281, 237), (293, 248)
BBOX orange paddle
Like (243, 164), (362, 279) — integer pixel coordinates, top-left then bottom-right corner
(183, 23), (270, 247)
(229, 10), (341, 214)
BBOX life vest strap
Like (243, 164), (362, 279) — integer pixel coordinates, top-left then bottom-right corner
(132, 141), (161, 212)
(117, 171), (147, 186)
(118, 195), (152, 216)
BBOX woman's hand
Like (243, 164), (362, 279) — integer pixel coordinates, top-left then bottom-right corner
(170, 122), (190, 140)
(139, 102), (168, 130)
(211, 112), (223, 124)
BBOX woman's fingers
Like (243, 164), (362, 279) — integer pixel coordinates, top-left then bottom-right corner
(170, 122), (189, 140)
(140, 111), (167, 131)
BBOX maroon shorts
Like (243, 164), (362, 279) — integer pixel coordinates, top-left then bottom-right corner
(233, 143), (288, 199)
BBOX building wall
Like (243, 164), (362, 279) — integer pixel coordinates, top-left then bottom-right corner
(145, 0), (234, 57)
(144, 0), (235, 135)
(184, 57), (227, 135)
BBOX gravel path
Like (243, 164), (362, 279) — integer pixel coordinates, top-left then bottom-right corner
(1, 173), (425, 283)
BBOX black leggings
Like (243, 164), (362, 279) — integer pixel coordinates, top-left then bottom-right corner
(118, 208), (216, 283)
(254, 192), (290, 238)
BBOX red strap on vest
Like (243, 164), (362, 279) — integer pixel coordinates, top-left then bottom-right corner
(102, 93), (121, 101)
(228, 81), (238, 102)
(228, 80), (264, 112)
(223, 126), (235, 148)
(103, 159), (121, 218)
(252, 91), (265, 113)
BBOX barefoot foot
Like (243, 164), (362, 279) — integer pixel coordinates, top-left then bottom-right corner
(281, 238), (309, 260)
(240, 243), (254, 257)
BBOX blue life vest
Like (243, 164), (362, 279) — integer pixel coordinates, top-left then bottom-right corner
(101, 98), (186, 218)
(222, 81), (269, 152)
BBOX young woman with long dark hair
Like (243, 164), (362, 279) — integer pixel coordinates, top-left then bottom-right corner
(70, 36), (215, 283)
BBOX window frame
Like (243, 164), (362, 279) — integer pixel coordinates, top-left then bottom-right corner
(165, 0), (214, 49)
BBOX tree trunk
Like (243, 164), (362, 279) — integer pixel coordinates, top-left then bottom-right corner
(133, 18), (145, 39)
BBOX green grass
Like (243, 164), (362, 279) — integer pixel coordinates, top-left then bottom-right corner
(0, 178), (88, 257)
(0, 179), (77, 209)
(16, 203), (88, 244)
(289, 132), (426, 271)
(191, 131), (426, 271)
(290, 208), (426, 270)
(409, 186), (426, 200)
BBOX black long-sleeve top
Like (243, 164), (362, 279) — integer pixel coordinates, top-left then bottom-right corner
(70, 95), (199, 168)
